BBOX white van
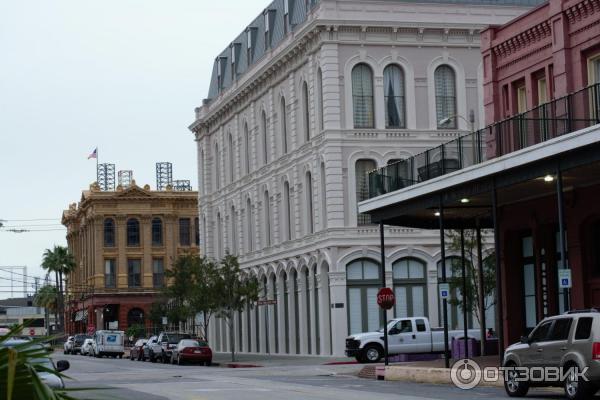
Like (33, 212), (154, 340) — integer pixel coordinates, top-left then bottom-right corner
(92, 330), (124, 359)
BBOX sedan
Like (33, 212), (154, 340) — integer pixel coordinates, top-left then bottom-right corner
(170, 339), (212, 366)
(81, 338), (94, 356)
(63, 336), (74, 354)
(142, 335), (158, 361)
(3, 340), (70, 389)
(129, 338), (147, 361)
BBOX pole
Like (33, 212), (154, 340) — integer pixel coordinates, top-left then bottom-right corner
(556, 166), (570, 311)
(461, 228), (468, 359)
(439, 196), (450, 368)
(492, 180), (504, 364)
(476, 225), (487, 356)
(96, 146), (99, 183)
(379, 222), (389, 366)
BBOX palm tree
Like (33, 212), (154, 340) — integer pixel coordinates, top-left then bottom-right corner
(34, 285), (58, 312)
(41, 246), (75, 333)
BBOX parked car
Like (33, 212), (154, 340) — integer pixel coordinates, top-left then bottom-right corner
(63, 336), (74, 354)
(2, 339), (70, 389)
(503, 310), (600, 400)
(156, 332), (192, 363)
(72, 334), (91, 354)
(345, 316), (482, 363)
(143, 335), (159, 362)
(129, 338), (147, 361)
(170, 339), (212, 366)
(92, 330), (124, 358)
(81, 338), (94, 356)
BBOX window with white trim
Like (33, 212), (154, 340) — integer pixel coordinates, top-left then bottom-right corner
(351, 64), (374, 128)
(435, 65), (457, 129)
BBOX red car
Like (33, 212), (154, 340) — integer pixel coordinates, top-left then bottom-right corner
(170, 339), (212, 366)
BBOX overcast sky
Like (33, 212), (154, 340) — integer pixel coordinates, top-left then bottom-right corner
(0, 0), (268, 298)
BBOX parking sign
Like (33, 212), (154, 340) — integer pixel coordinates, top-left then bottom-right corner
(558, 269), (572, 289)
(439, 283), (450, 300)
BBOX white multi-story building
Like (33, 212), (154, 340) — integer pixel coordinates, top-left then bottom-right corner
(189, 0), (542, 356)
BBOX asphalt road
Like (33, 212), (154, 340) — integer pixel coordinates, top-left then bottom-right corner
(53, 352), (574, 400)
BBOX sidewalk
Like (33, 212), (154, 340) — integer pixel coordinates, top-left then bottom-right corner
(363, 356), (504, 387)
(212, 352), (358, 368)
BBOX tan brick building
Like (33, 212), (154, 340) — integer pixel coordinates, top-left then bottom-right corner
(61, 182), (198, 335)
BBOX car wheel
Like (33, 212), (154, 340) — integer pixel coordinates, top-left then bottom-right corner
(564, 363), (594, 400)
(150, 351), (156, 363)
(205, 360), (211, 367)
(162, 353), (168, 364)
(362, 345), (382, 363)
(503, 362), (529, 397)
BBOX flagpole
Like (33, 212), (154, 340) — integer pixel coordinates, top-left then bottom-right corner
(96, 146), (99, 183)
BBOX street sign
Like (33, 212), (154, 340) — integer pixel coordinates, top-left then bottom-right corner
(559, 269), (572, 289)
(162, 316), (168, 325)
(439, 283), (450, 300)
(377, 287), (395, 310)
(108, 321), (118, 330)
(29, 328), (35, 336)
(257, 299), (277, 306)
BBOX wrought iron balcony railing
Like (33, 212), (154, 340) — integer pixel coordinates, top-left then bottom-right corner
(368, 83), (600, 199)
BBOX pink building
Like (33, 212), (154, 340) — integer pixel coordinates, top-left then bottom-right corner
(482, 0), (600, 155)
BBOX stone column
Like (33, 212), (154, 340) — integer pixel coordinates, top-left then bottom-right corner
(308, 268), (317, 354)
(241, 303), (249, 352)
(328, 271), (347, 356)
(288, 274), (297, 354)
(250, 303), (257, 353)
(297, 271), (309, 354)
(267, 278), (276, 354)
(94, 217), (103, 288)
(317, 270), (332, 355)
(276, 275), (286, 353)
(258, 281), (268, 353)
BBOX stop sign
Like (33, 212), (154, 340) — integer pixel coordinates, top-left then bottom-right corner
(29, 328), (35, 336)
(377, 287), (395, 310)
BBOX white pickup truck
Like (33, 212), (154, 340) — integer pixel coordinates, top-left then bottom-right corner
(345, 316), (482, 363)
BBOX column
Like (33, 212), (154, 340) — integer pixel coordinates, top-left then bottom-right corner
(241, 303), (249, 352)
(250, 302), (257, 352)
(308, 268), (317, 354)
(93, 217), (103, 288)
(287, 274), (297, 354)
(277, 275), (286, 353)
(267, 278), (276, 354)
(297, 271), (309, 354)
(328, 271), (347, 356)
(258, 281), (268, 353)
(317, 270), (332, 355)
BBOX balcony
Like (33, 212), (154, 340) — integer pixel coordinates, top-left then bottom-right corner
(368, 83), (600, 199)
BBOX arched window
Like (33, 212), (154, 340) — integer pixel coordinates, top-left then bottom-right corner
(320, 162), (327, 230)
(194, 217), (200, 246)
(351, 63), (374, 128)
(346, 258), (381, 333)
(127, 308), (144, 327)
(243, 123), (250, 174)
(228, 132), (234, 183)
(393, 258), (427, 318)
(302, 81), (310, 142)
(215, 142), (221, 189)
(384, 65), (406, 129)
(437, 256), (472, 329)
(199, 148), (205, 195)
(261, 111), (268, 165)
(202, 215), (207, 254)
(126, 218), (140, 247)
(305, 172), (314, 234)
(264, 191), (271, 247)
(103, 218), (115, 247)
(217, 213), (223, 258)
(283, 181), (292, 241)
(230, 206), (237, 255)
(151, 217), (163, 246)
(280, 97), (288, 154)
(435, 65), (457, 129)
(246, 198), (253, 252)
(317, 68), (324, 131)
(355, 159), (377, 225)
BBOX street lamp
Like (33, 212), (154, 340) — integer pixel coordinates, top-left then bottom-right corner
(438, 110), (476, 132)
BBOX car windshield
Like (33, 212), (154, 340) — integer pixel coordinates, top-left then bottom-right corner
(168, 334), (191, 344)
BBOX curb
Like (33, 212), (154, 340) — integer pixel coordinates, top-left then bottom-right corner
(372, 365), (504, 388)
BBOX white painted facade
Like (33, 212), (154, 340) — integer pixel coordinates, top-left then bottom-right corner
(190, 0), (537, 356)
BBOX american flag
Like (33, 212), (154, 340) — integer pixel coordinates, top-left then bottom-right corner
(87, 148), (97, 159)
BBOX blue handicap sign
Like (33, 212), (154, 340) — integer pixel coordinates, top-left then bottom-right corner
(562, 279), (569, 286)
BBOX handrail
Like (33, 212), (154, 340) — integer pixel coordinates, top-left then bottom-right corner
(367, 83), (600, 199)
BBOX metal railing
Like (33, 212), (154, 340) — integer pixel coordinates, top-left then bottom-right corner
(368, 83), (600, 199)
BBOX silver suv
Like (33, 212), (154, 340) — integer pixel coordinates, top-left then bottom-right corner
(503, 310), (600, 399)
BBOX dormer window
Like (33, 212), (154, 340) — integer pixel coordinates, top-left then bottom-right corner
(264, 10), (275, 49)
(217, 56), (228, 92)
(247, 27), (257, 64)
(284, 0), (291, 34)
(230, 44), (240, 81)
